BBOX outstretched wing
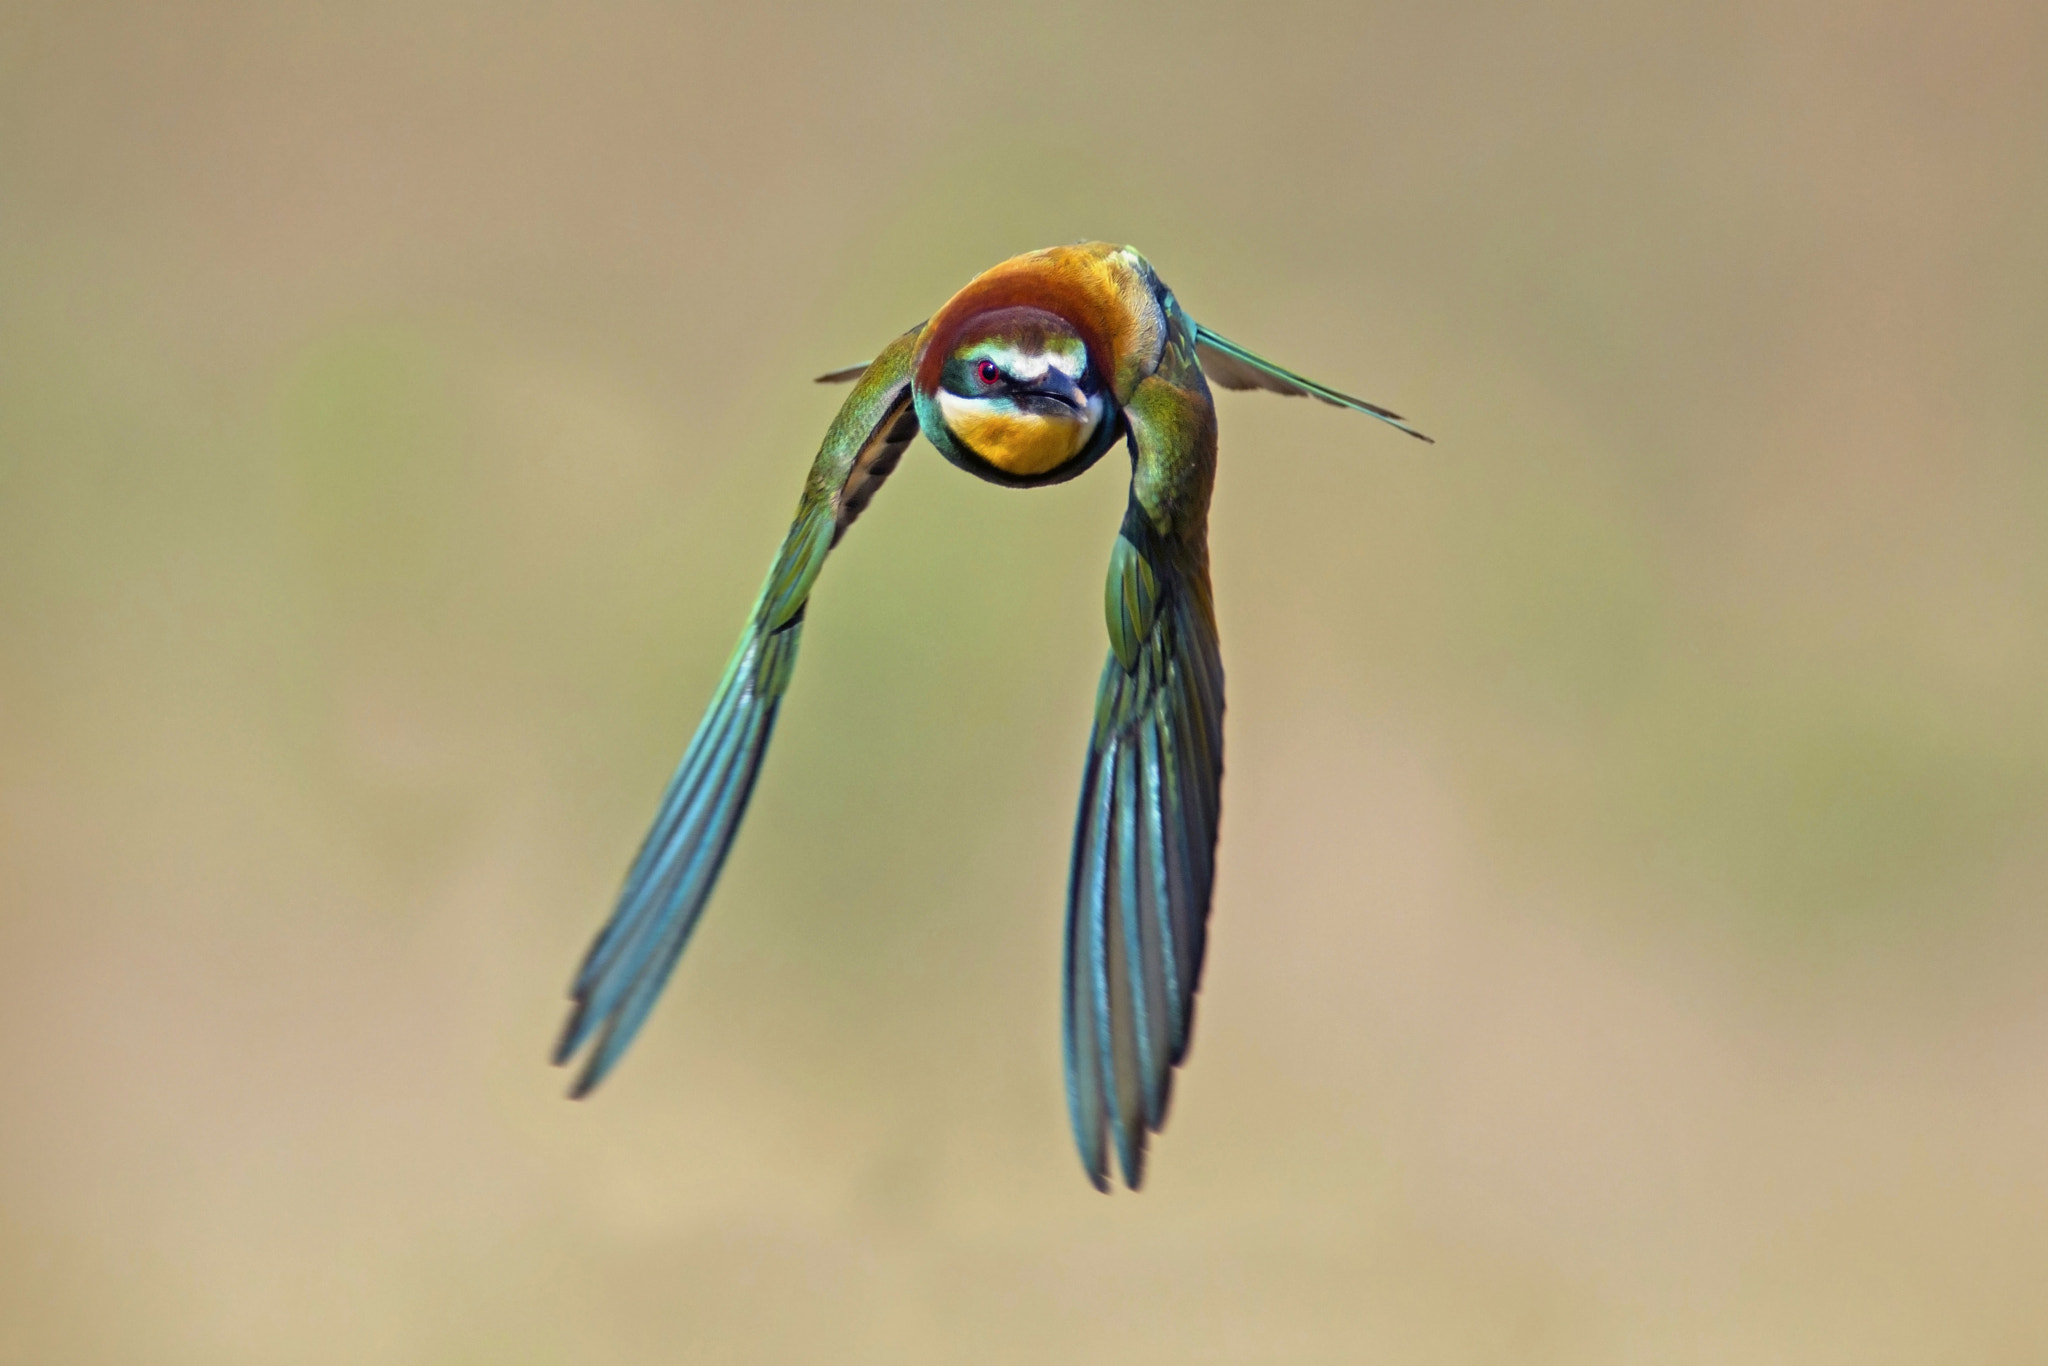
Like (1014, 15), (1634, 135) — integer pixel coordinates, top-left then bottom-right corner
(1192, 322), (1432, 443)
(1064, 320), (1226, 1191)
(554, 326), (924, 1096)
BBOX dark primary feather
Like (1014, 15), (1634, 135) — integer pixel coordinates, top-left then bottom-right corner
(1193, 323), (1433, 443)
(834, 402), (919, 538)
(555, 332), (921, 1096)
(1064, 515), (1224, 1190)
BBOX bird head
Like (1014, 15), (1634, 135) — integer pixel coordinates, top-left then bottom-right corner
(914, 306), (1116, 486)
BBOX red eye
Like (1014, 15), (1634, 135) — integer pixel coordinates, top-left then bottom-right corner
(976, 359), (1001, 386)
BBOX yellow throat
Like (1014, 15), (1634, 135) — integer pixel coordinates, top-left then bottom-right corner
(936, 390), (1096, 477)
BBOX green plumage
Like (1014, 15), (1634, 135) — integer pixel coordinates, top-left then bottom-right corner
(1192, 323), (1433, 442)
(554, 243), (1427, 1191)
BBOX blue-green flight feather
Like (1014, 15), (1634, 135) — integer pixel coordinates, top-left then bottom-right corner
(554, 328), (923, 1096)
(1064, 511), (1224, 1190)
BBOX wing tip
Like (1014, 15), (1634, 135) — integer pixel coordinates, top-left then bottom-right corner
(552, 996), (594, 1066)
(1117, 1138), (1149, 1191)
(1314, 392), (1434, 443)
(564, 1031), (621, 1099)
(552, 1009), (609, 1098)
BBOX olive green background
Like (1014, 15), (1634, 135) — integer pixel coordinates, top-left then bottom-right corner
(4, 3), (2045, 1361)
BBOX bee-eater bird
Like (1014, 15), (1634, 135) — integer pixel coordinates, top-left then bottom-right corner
(554, 243), (1429, 1190)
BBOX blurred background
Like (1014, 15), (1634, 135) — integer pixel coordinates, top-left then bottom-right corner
(3, 2), (2046, 1361)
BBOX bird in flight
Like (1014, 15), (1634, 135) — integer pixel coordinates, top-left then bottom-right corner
(554, 243), (1429, 1190)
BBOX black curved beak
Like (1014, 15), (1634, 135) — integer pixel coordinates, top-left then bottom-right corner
(1020, 371), (1088, 416)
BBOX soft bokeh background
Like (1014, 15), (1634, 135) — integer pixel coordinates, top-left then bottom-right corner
(4, 3), (2046, 1361)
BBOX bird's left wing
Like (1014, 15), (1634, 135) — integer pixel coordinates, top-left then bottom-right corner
(1192, 322), (1432, 443)
(1064, 318), (1226, 1191)
(554, 325), (924, 1096)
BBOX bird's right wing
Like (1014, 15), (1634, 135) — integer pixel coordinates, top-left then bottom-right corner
(1065, 505), (1224, 1192)
(553, 325), (924, 1096)
(1192, 323), (1432, 442)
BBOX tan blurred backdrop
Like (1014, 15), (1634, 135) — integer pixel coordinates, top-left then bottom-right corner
(4, 3), (2046, 1362)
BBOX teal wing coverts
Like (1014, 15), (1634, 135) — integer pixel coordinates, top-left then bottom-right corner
(553, 327), (922, 1096)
